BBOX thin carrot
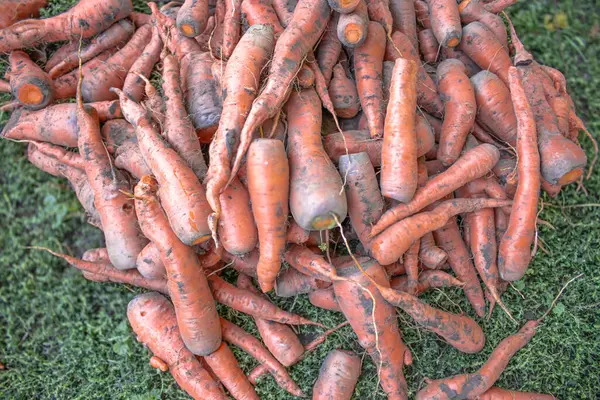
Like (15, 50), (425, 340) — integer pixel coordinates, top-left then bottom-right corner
(203, 342), (260, 400)
(414, 0), (431, 28)
(390, 270), (463, 295)
(222, 0), (242, 59)
(284, 244), (340, 282)
(272, 0), (297, 26)
(275, 267), (329, 297)
(365, 0), (393, 34)
(458, 0), (508, 47)
(122, 26), (162, 102)
(419, 28), (440, 63)
(483, 0), (518, 14)
(222, 249), (259, 278)
(317, 14), (342, 85)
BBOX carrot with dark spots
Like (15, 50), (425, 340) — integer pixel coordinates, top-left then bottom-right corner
(365, 0), (393, 34)
(418, 28), (440, 63)
(222, 0), (242, 59)
(309, 287), (342, 312)
(136, 242), (166, 281)
(458, 0), (507, 47)
(0, 0), (47, 30)
(177, 0), (210, 37)
(312, 350), (361, 400)
(203, 342), (260, 400)
(427, 0), (462, 48)
(53, 50), (116, 100)
(284, 244), (340, 282)
(316, 14), (342, 85)
(275, 266), (330, 297)
(337, 0), (369, 47)
(100, 119), (151, 180)
(242, 0), (285, 37)
(122, 26), (162, 102)
(8, 50), (53, 110)
(389, 0), (418, 49)
(390, 270), (463, 295)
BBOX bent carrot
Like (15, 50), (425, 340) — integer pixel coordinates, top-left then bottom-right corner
(203, 342), (260, 400)
(177, 0), (210, 37)
(390, 270), (463, 295)
(122, 26), (162, 102)
(428, 0), (462, 47)
(8, 50), (53, 110)
(337, 1), (369, 47)
(312, 350), (361, 400)
(134, 176), (221, 356)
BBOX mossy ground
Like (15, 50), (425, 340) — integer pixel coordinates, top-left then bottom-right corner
(1, 0), (599, 398)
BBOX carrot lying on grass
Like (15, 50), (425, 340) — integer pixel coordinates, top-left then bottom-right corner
(313, 350), (361, 400)
(8, 50), (53, 110)
(427, 0), (462, 47)
(418, 28), (440, 63)
(381, 58), (418, 202)
(371, 197), (512, 265)
(334, 257), (412, 399)
(53, 50), (116, 100)
(336, 0), (369, 47)
(135, 242), (166, 281)
(216, 178), (258, 255)
(458, 0), (507, 47)
(390, 270), (463, 295)
(177, 0), (210, 37)
(220, 317), (304, 397)
(436, 59), (477, 166)
(47, 19), (134, 79)
(477, 387), (556, 400)
(114, 88), (212, 246)
(286, 88), (347, 230)
(354, 21), (386, 138)
(371, 143), (501, 235)
(275, 266), (330, 297)
(122, 27), (162, 102)
(0, 0), (47, 30)
(228, 0), (331, 180)
(0, 0), (133, 52)
(127, 292), (226, 400)
(134, 175), (221, 356)
(389, 0), (418, 50)
(203, 342), (260, 400)
(308, 287), (342, 312)
(237, 274), (305, 367)
(101, 119), (151, 179)
(317, 14), (342, 85)
(247, 139), (289, 292)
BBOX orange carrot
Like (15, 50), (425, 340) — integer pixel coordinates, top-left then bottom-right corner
(134, 175), (221, 356)
(419, 28), (440, 63)
(328, 63), (360, 118)
(216, 177), (258, 255)
(177, 0), (210, 37)
(414, 0), (431, 28)
(0, 0), (133, 52)
(384, 260), (406, 277)
(427, 0), (462, 48)
(436, 59), (477, 165)
(53, 50), (116, 100)
(247, 139), (290, 292)
(8, 50), (53, 110)
(458, 0), (507, 47)
(220, 317), (304, 397)
(371, 143), (500, 236)
(483, 0), (518, 14)
(296, 64), (315, 88)
(130, 11), (152, 27)
(355, 21), (387, 138)
(284, 244), (340, 282)
(308, 287), (342, 312)
(275, 267), (330, 297)
(114, 88), (212, 245)
(203, 342), (260, 400)
(381, 58), (419, 202)
(0, 0), (47, 30)
(389, 0), (418, 49)
(122, 26), (162, 102)
(365, 0), (393, 34)
(442, 47), (482, 77)
(477, 387), (556, 400)
(317, 14), (342, 85)
(136, 242), (166, 281)
(328, 0), (360, 13)
(48, 19), (135, 79)
(101, 119), (151, 179)
(272, 0), (297, 26)
(312, 350), (361, 400)
(403, 240), (420, 294)
(286, 220), (310, 244)
(337, 0), (369, 47)
(242, 0), (285, 37)
(221, 0), (242, 58)
(222, 249), (259, 278)
(127, 293), (226, 400)
(390, 270), (463, 295)
(286, 88), (347, 230)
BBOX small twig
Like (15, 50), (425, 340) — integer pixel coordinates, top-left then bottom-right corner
(537, 273), (584, 322)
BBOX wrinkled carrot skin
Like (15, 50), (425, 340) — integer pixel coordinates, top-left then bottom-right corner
(0, 0), (133, 52)
(420, 231), (448, 269)
(365, 0), (393, 34)
(53, 50), (115, 100)
(477, 387), (556, 400)
(237, 274), (305, 367)
(122, 27), (162, 102)
(470, 71), (517, 146)
(339, 153), (384, 252)
(483, 0), (518, 14)
(308, 287), (342, 312)
(220, 318), (304, 397)
(222, 0), (242, 59)
(286, 88), (347, 230)
(48, 19), (135, 79)
(329, 64), (361, 118)
(313, 350), (361, 400)
(275, 267), (329, 297)
(385, 31), (444, 117)
(243, 0), (284, 37)
(203, 342), (260, 400)
(0, 0), (47, 30)
(436, 59), (477, 166)
(222, 249), (259, 278)
(337, 0), (369, 47)
(8, 50), (53, 110)
(247, 139), (289, 292)
(458, 0), (507, 47)
(81, 24), (152, 102)
(101, 119), (151, 179)
(416, 321), (539, 400)
(497, 68), (541, 281)
(372, 144), (501, 235)
(177, 0), (210, 37)
(317, 14), (342, 85)
(418, 28), (439, 63)
(389, 0), (418, 49)
(216, 178), (258, 255)
(372, 198), (512, 265)
(381, 58), (418, 202)
(284, 244), (339, 282)
(459, 21), (511, 85)
(127, 293), (226, 400)
(328, 0), (360, 13)
(428, 0), (462, 48)
(136, 242), (166, 281)
(334, 258), (411, 399)
(355, 21), (386, 138)
(134, 176), (221, 356)
(230, 0), (331, 180)
(390, 270), (463, 295)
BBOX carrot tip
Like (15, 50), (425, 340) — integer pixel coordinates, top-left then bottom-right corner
(557, 167), (583, 186)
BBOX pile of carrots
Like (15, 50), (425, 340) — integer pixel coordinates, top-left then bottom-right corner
(1, 0), (593, 398)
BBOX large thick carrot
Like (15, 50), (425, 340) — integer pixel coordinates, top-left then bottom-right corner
(427, 0), (462, 47)
(242, 0), (285, 37)
(329, 63), (361, 118)
(81, 24), (152, 102)
(286, 88), (347, 230)
(418, 28), (440, 63)
(205, 25), (274, 242)
(309, 287), (342, 312)
(390, 270), (463, 295)
(333, 258), (411, 399)
(220, 318), (304, 397)
(416, 320), (539, 399)
(337, 0), (369, 47)
(122, 27), (162, 102)
(134, 176), (221, 356)
(459, 21), (511, 85)
(236, 274), (305, 367)
(127, 293), (226, 400)
(381, 58), (418, 202)
(371, 198), (512, 265)
(436, 59), (477, 165)
(177, 0), (210, 37)
(247, 139), (289, 292)
(317, 14), (342, 85)
(229, 0), (331, 179)
(0, 0), (132, 52)
(389, 0), (418, 49)
(312, 350), (361, 400)
(0, 0), (47, 30)
(53, 50), (116, 100)
(355, 21), (387, 138)
(365, 0), (393, 34)
(470, 70), (517, 146)
(48, 19), (135, 79)
(114, 89), (212, 246)
(8, 50), (53, 110)
(477, 387), (556, 400)
(371, 143), (501, 235)
(203, 342), (259, 400)
(339, 153), (384, 252)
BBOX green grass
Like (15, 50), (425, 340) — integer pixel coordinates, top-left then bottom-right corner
(1, 0), (599, 398)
